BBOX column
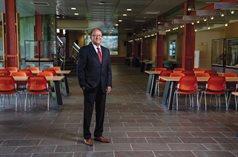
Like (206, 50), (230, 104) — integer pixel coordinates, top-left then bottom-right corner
(156, 33), (165, 68)
(182, 0), (195, 70)
(4, 0), (19, 67)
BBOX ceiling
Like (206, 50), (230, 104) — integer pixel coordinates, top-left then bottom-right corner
(0, 0), (238, 35)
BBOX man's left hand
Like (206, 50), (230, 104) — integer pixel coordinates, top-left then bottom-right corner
(106, 86), (112, 94)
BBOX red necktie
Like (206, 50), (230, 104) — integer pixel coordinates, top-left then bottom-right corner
(97, 47), (102, 63)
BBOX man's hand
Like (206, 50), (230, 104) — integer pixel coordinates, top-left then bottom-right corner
(106, 86), (112, 94)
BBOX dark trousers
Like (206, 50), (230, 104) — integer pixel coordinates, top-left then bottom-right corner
(83, 86), (106, 139)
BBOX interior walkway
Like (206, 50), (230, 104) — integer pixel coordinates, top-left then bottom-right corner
(0, 64), (237, 157)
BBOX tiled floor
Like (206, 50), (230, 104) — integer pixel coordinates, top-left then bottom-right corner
(0, 64), (237, 157)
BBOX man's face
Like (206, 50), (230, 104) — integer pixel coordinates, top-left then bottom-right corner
(91, 29), (102, 46)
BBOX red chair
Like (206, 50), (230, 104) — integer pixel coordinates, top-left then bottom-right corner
(25, 76), (50, 111)
(27, 66), (40, 72)
(5, 67), (19, 73)
(11, 71), (28, 91)
(173, 68), (184, 73)
(170, 72), (185, 77)
(183, 71), (195, 76)
(193, 68), (205, 72)
(0, 69), (10, 76)
(195, 73), (210, 77)
(38, 71), (54, 77)
(155, 68), (167, 71)
(0, 76), (18, 111)
(155, 70), (172, 96)
(47, 66), (61, 72)
(205, 70), (217, 76)
(221, 72), (237, 77)
(43, 69), (58, 76)
(201, 76), (228, 111)
(19, 69), (33, 76)
(174, 76), (198, 110)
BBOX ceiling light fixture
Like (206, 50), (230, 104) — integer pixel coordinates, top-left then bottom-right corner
(74, 13), (79, 15)
(127, 9), (132, 11)
(210, 16), (214, 20)
(230, 10), (235, 14)
(71, 7), (76, 10)
(118, 19), (122, 22)
(123, 14), (127, 16)
(225, 23), (228, 27)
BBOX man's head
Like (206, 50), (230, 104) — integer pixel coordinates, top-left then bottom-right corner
(90, 28), (103, 46)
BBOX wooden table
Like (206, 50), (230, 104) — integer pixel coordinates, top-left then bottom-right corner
(160, 76), (238, 110)
(144, 70), (162, 97)
(13, 76), (65, 108)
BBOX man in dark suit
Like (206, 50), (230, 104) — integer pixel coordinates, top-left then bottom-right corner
(77, 28), (112, 146)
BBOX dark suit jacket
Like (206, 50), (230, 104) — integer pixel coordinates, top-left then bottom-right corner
(77, 43), (112, 92)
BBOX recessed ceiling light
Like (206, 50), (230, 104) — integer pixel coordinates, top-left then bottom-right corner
(74, 13), (79, 15)
(115, 23), (119, 27)
(123, 14), (127, 16)
(118, 19), (122, 22)
(71, 7), (76, 10)
(126, 9), (132, 11)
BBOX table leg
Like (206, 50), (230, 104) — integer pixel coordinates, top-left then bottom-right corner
(146, 74), (153, 93)
(53, 80), (63, 106)
(62, 75), (70, 96)
(162, 81), (171, 106)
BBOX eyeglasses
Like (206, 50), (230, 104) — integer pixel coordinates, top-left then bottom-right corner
(92, 35), (102, 38)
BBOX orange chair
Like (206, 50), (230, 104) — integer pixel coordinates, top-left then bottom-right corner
(27, 66), (40, 72)
(25, 76), (50, 111)
(173, 68), (184, 73)
(155, 70), (172, 96)
(0, 69), (10, 76)
(204, 70), (217, 76)
(11, 71), (28, 91)
(19, 69), (33, 76)
(170, 72), (185, 77)
(47, 66), (61, 72)
(201, 76), (228, 111)
(193, 68), (205, 72)
(38, 71), (54, 77)
(5, 67), (19, 73)
(173, 76), (198, 110)
(155, 67), (167, 71)
(43, 69), (58, 76)
(195, 73), (210, 77)
(0, 76), (18, 111)
(183, 71), (195, 76)
(221, 72), (237, 77)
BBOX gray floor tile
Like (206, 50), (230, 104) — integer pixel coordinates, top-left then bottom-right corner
(74, 152), (113, 157)
(154, 151), (195, 157)
(193, 151), (236, 157)
(131, 144), (169, 151)
(115, 151), (155, 157)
